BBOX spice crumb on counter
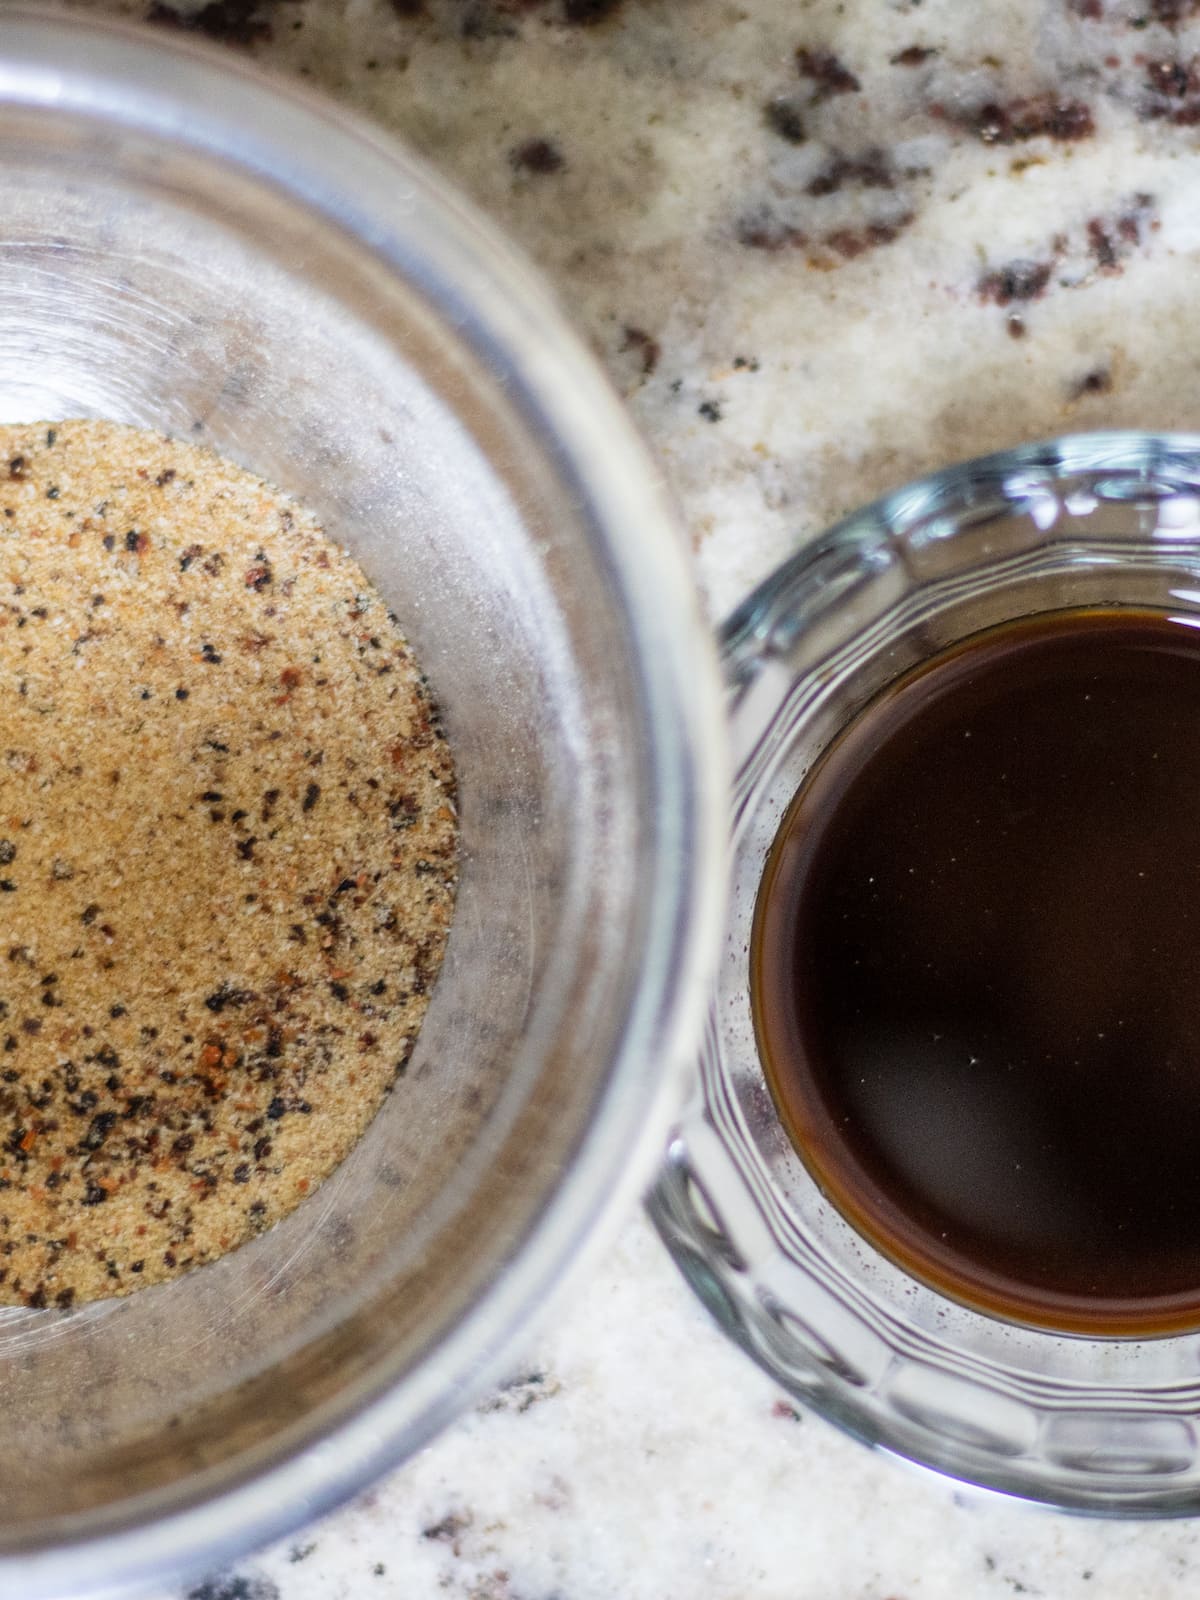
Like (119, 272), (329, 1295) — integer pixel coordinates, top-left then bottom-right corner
(0, 419), (457, 1308)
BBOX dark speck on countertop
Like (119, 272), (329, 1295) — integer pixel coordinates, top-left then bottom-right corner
(795, 46), (861, 97)
(1068, 366), (1113, 398)
(422, 1509), (473, 1545)
(477, 1367), (562, 1414)
(186, 1575), (281, 1600)
(620, 325), (661, 376)
(510, 137), (566, 174)
(562, 0), (624, 22)
(764, 95), (808, 143)
(978, 259), (1054, 305)
(146, 0), (282, 45)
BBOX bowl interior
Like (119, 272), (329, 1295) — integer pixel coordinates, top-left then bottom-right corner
(0, 36), (669, 1561)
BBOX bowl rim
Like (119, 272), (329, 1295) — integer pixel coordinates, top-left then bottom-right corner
(0, 11), (728, 1594)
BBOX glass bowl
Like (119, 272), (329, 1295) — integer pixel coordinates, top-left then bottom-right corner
(0, 13), (726, 1596)
(651, 431), (1200, 1516)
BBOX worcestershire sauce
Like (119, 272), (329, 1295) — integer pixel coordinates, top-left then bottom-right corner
(753, 609), (1200, 1335)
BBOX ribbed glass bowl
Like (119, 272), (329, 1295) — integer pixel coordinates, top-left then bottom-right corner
(0, 14), (726, 1596)
(651, 432), (1200, 1515)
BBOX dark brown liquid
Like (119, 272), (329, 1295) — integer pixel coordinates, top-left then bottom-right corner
(753, 608), (1200, 1336)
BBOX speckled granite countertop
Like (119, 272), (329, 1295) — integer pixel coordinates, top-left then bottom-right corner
(61, 0), (1200, 1593)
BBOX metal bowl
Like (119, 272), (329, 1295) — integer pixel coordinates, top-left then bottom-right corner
(0, 14), (726, 1593)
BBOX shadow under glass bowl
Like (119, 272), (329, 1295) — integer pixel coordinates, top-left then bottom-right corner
(651, 431), (1200, 1517)
(0, 14), (727, 1596)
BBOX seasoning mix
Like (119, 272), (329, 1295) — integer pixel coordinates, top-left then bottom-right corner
(0, 420), (457, 1308)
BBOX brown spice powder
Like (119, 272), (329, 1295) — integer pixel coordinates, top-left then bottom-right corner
(0, 420), (457, 1309)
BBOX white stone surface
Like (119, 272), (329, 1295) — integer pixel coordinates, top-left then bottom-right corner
(64, 0), (1200, 1592)
(169, 1219), (1200, 1600)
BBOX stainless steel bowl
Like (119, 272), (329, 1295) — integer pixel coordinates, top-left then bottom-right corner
(0, 14), (726, 1594)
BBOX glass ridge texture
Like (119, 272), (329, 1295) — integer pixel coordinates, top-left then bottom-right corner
(0, 14), (727, 1597)
(651, 431), (1200, 1516)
